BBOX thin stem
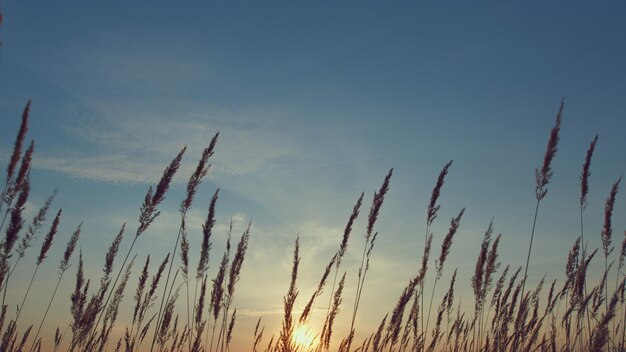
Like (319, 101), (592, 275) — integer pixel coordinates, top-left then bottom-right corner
(621, 292), (626, 351)
(161, 269), (180, 351)
(218, 300), (231, 352)
(421, 223), (430, 352)
(150, 213), (185, 352)
(349, 236), (369, 333)
(29, 273), (64, 352)
(186, 279), (191, 352)
(521, 199), (541, 305)
(88, 234), (139, 344)
(320, 266), (339, 349)
(0, 208), (10, 234)
(580, 206), (593, 347)
(209, 319), (217, 352)
(605, 256), (609, 313)
(14, 263), (40, 326)
(1, 256), (22, 307)
(0, 186), (8, 214)
(424, 275), (438, 344)
(192, 278), (200, 351)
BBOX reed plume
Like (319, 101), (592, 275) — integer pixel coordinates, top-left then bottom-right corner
(252, 317), (264, 352)
(191, 189), (218, 342)
(11, 141), (33, 198)
(0, 175), (30, 297)
(217, 222), (251, 352)
(322, 272), (346, 350)
(590, 280), (623, 352)
(580, 135), (598, 209)
(14, 208), (61, 327)
(97, 255), (135, 351)
(535, 99), (563, 201)
(420, 161), (452, 349)
(207, 226), (231, 352)
(385, 275), (421, 349)
(1, 100), (30, 214)
(427, 161), (452, 226)
(182, 133), (219, 212)
(579, 135), (598, 339)
(279, 237), (299, 352)
(191, 275), (208, 352)
(130, 253), (169, 351)
(15, 189), (57, 260)
(300, 254), (336, 324)
(197, 189), (219, 281)
(321, 193), (363, 346)
(522, 99), (564, 305)
(350, 169), (393, 342)
(425, 208), (465, 338)
(225, 309), (236, 351)
(29, 223), (80, 352)
(601, 177), (621, 312)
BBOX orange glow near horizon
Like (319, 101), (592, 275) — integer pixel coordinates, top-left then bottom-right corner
(292, 324), (317, 349)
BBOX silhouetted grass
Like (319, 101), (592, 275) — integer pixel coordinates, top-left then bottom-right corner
(0, 99), (625, 352)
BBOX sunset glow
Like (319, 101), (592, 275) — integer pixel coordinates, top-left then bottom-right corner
(292, 325), (316, 349)
(0, 2), (625, 352)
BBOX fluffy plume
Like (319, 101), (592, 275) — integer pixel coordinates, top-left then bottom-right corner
(279, 237), (299, 352)
(601, 177), (621, 258)
(367, 169), (393, 240)
(182, 133), (219, 212)
(337, 192), (364, 266)
(3, 177), (30, 259)
(5, 100), (30, 185)
(472, 221), (493, 313)
(225, 308), (236, 350)
(133, 256), (151, 325)
(59, 223), (81, 274)
(211, 250), (228, 321)
(197, 189), (219, 279)
(580, 135), (598, 208)
(12, 141), (34, 197)
(535, 99), (563, 200)
(419, 233), (433, 282)
(323, 272), (346, 350)
(299, 254), (336, 323)
(427, 161), (453, 225)
(179, 229), (189, 282)
(138, 147), (186, 235)
(37, 209), (61, 265)
(17, 189), (57, 258)
(435, 208), (465, 278)
(227, 222), (251, 298)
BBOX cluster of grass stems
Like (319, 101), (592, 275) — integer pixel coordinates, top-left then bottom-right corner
(1, 96), (625, 352)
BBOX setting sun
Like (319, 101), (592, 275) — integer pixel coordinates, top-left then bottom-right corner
(1, 2), (625, 352)
(292, 325), (317, 349)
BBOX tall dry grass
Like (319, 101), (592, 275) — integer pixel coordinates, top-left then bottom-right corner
(0, 95), (625, 352)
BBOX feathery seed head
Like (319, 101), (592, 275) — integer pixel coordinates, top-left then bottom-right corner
(6, 100), (30, 184)
(580, 135), (598, 208)
(337, 192), (364, 266)
(535, 99), (563, 201)
(367, 169), (393, 240)
(60, 223), (81, 273)
(601, 177), (621, 257)
(182, 133), (219, 211)
(436, 208), (465, 277)
(427, 161), (452, 225)
(38, 209), (62, 265)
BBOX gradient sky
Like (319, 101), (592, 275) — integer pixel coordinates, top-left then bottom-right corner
(1, 1), (626, 350)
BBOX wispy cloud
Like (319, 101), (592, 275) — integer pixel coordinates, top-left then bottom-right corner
(33, 99), (296, 183)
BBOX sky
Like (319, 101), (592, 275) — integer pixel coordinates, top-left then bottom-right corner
(0, 1), (626, 350)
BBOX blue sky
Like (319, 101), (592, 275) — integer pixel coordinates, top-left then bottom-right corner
(1, 1), (626, 349)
